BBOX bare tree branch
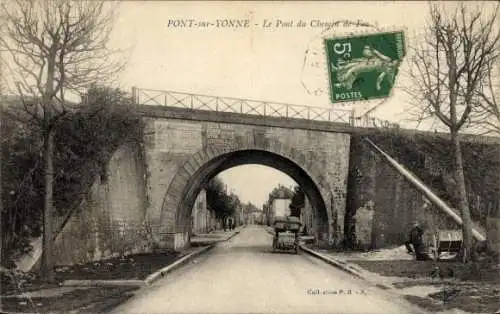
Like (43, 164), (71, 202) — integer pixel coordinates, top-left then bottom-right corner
(404, 2), (500, 135)
(403, 2), (500, 262)
(477, 56), (500, 135)
(1, 0), (124, 110)
(0, 0), (125, 282)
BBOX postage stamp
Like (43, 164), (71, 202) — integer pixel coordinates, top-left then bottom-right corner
(324, 31), (406, 104)
(300, 21), (380, 101)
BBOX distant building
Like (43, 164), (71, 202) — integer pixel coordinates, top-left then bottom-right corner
(191, 189), (215, 234)
(270, 198), (291, 223)
(238, 205), (245, 226)
(250, 211), (263, 225)
(300, 198), (314, 235)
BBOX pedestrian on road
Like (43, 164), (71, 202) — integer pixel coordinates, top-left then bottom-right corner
(405, 221), (431, 261)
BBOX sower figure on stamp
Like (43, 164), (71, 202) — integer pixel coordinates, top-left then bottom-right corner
(331, 45), (400, 91)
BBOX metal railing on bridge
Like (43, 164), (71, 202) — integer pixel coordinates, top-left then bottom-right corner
(131, 87), (400, 129)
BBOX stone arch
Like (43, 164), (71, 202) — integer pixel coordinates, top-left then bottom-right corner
(158, 139), (335, 248)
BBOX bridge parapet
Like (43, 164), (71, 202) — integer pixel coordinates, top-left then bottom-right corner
(131, 87), (400, 130)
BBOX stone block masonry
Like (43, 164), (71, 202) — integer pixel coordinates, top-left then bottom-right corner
(51, 141), (151, 266)
(141, 113), (352, 250)
(45, 105), (500, 265)
(345, 134), (500, 251)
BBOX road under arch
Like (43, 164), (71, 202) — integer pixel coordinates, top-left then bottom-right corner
(159, 149), (332, 250)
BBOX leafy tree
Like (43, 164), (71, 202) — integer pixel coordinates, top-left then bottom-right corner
(1, 104), (44, 261)
(404, 3), (500, 262)
(290, 186), (305, 217)
(205, 177), (225, 220)
(243, 202), (259, 214)
(0, 0), (122, 282)
(53, 85), (141, 214)
(205, 177), (241, 222)
(1, 85), (142, 267)
(0, 0), (124, 281)
(227, 192), (241, 216)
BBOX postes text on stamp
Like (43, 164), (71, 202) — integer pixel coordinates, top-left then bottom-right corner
(325, 31), (406, 104)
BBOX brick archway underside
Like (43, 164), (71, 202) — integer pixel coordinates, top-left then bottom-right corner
(159, 140), (334, 235)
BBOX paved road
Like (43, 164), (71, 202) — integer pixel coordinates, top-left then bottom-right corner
(110, 225), (426, 314)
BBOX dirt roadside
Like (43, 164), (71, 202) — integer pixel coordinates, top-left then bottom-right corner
(313, 245), (500, 314)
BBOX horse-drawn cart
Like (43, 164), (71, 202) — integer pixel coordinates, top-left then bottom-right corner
(427, 229), (463, 260)
(272, 216), (302, 254)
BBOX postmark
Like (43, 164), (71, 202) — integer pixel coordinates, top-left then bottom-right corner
(325, 31), (406, 104)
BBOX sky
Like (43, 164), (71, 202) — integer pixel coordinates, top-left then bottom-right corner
(106, 1), (428, 207)
(219, 165), (296, 209)
(3, 1), (496, 207)
(105, 1), (496, 208)
(111, 1), (428, 119)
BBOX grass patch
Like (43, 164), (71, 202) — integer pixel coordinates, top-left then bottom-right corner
(348, 259), (500, 283)
(53, 252), (181, 281)
(0, 286), (138, 313)
(1, 251), (183, 296)
(404, 283), (500, 313)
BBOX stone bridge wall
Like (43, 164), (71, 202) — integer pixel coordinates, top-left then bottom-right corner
(142, 115), (352, 250)
(45, 106), (500, 265)
(346, 135), (499, 251)
(51, 141), (151, 266)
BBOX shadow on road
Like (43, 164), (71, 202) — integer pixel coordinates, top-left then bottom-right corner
(217, 244), (300, 255)
(217, 244), (271, 253)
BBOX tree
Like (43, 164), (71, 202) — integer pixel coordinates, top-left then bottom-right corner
(205, 177), (241, 222)
(1, 105), (43, 264)
(227, 192), (241, 216)
(1, 86), (140, 268)
(289, 186), (305, 217)
(243, 202), (259, 214)
(405, 2), (500, 262)
(205, 177), (226, 220)
(477, 52), (500, 135)
(0, 0), (124, 281)
(477, 34), (500, 245)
